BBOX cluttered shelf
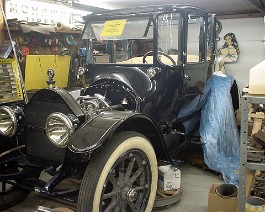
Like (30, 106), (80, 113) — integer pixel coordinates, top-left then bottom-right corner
(3, 18), (83, 36)
(55, 29), (82, 34)
(3, 26), (82, 34)
(1, 20), (83, 59)
(238, 94), (265, 212)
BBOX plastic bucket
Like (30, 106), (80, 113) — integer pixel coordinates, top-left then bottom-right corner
(215, 184), (238, 197)
(246, 196), (265, 212)
(249, 60), (265, 95)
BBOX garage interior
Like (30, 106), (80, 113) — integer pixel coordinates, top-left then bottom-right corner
(0, 0), (265, 212)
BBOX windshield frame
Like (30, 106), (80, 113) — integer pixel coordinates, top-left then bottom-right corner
(82, 13), (155, 65)
(81, 5), (212, 68)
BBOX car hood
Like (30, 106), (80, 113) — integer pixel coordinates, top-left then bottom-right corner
(87, 66), (155, 97)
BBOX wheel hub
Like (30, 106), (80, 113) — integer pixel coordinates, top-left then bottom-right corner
(119, 182), (138, 203)
(127, 189), (138, 202)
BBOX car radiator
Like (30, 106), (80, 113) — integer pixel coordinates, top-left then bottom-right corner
(24, 99), (72, 163)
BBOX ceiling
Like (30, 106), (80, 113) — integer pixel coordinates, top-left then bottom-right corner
(65, 0), (265, 16)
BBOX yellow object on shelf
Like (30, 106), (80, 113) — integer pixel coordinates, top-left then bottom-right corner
(0, 58), (24, 101)
(25, 55), (70, 90)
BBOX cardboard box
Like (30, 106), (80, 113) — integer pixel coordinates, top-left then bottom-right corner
(246, 170), (255, 197)
(208, 183), (238, 212)
(158, 165), (180, 191)
(208, 171), (255, 212)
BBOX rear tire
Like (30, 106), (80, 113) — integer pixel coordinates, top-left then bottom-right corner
(77, 131), (158, 212)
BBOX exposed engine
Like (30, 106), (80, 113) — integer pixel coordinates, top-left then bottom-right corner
(77, 94), (112, 117)
(77, 78), (139, 117)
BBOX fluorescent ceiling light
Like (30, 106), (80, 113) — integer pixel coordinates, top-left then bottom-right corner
(77, 0), (117, 9)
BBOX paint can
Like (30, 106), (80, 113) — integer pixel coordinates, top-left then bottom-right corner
(246, 196), (265, 212)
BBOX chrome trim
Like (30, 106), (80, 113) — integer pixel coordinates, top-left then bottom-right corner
(45, 112), (74, 148)
(0, 106), (17, 137)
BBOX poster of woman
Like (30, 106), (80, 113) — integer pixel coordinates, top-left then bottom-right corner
(215, 33), (240, 73)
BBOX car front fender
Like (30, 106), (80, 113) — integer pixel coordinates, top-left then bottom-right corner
(68, 111), (170, 162)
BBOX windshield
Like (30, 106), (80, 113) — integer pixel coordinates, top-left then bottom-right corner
(82, 17), (154, 64)
(82, 10), (209, 65)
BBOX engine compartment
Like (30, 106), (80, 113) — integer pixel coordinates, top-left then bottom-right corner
(79, 78), (139, 116)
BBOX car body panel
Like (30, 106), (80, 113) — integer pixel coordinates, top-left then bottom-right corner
(69, 111), (170, 162)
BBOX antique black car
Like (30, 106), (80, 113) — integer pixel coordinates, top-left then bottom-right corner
(0, 5), (217, 211)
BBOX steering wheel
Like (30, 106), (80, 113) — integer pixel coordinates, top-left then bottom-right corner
(143, 51), (176, 65)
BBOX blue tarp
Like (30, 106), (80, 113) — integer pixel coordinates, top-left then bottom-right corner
(199, 72), (240, 185)
(176, 72), (240, 184)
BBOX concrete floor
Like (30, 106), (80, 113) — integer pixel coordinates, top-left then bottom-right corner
(5, 163), (223, 212)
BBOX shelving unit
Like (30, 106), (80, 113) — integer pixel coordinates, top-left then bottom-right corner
(0, 58), (24, 103)
(3, 26), (83, 34)
(239, 94), (265, 212)
(3, 25), (82, 56)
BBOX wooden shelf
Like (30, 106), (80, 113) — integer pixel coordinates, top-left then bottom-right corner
(55, 29), (82, 34)
(4, 26), (82, 34)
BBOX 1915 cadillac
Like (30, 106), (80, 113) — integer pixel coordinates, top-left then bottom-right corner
(0, 5), (217, 211)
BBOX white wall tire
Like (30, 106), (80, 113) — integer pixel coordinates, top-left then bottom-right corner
(77, 131), (158, 212)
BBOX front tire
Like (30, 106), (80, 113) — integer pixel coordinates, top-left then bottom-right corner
(0, 162), (31, 211)
(77, 131), (158, 212)
(0, 185), (30, 211)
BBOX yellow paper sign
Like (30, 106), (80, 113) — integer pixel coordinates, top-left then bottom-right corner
(101, 19), (126, 37)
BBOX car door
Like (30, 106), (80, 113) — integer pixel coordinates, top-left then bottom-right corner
(154, 11), (184, 123)
(178, 9), (209, 120)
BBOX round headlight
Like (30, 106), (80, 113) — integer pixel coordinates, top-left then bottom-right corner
(0, 106), (17, 137)
(45, 112), (74, 148)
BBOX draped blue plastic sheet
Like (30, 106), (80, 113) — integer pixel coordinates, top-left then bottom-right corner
(199, 72), (240, 185)
(175, 72), (240, 184)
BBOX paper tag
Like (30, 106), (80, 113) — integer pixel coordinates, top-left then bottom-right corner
(101, 19), (126, 37)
